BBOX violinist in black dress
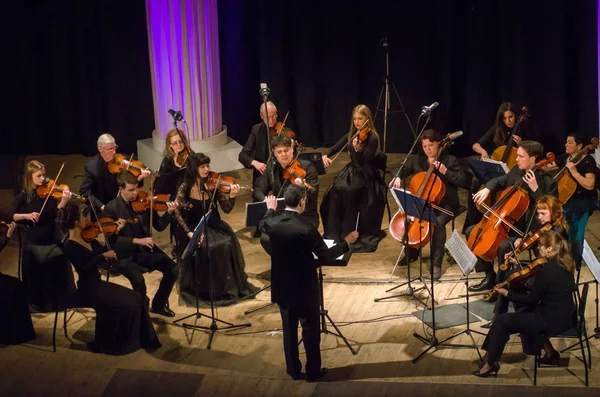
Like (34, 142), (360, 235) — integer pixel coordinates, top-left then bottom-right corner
(157, 128), (194, 198)
(254, 134), (320, 229)
(0, 221), (36, 345)
(101, 171), (178, 317)
(9, 160), (75, 311)
(58, 204), (161, 355)
(174, 153), (257, 305)
(473, 230), (576, 377)
(320, 104), (387, 252)
(390, 129), (471, 280)
(469, 141), (558, 292)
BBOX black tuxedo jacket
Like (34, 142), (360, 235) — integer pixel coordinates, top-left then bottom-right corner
(239, 122), (270, 170)
(259, 209), (349, 308)
(80, 154), (120, 210)
(100, 195), (171, 258)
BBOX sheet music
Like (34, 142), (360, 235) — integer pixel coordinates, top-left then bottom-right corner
(312, 239), (344, 260)
(582, 240), (600, 283)
(481, 157), (510, 174)
(445, 230), (477, 276)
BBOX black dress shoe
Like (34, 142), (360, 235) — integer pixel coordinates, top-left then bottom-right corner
(481, 321), (493, 329)
(539, 351), (560, 365)
(306, 368), (328, 382)
(472, 362), (500, 378)
(286, 371), (305, 381)
(468, 272), (496, 292)
(399, 250), (420, 266)
(150, 304), (175, 317)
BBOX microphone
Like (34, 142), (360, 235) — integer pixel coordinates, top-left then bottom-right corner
(442, 130), (463, 144)
(168, 109), (183, 122)
(421, 102), (439, 115)
(259, 83), (270, 100)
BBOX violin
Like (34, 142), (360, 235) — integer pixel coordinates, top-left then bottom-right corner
(389, 135), (453, 247)
(554, 137), (599, 204)
(467, 153), (555, 262)
(498, 223), (553, 272)
(484, 257), (548, 301)
(131, 191), (193, 212)
(282, 160), (313, 190)
(490, 106), (529, 169)
(355, 125), (370, 144)
(269, 111), (297, 141)
(36, 179), (86, 203)
(108, 154), (155, 177)
(80, 217), (138, 242)
(175, 148), (192, 168)
(205, 171), (252, 194)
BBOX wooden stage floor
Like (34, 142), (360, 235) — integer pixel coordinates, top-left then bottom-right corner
(0, 151), (598, 396)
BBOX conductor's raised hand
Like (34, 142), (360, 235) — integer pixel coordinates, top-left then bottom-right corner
(264, 195), (278, 211)
(344, 231), (359, 245)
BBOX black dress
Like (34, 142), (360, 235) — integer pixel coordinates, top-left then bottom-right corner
(0, 236), (36, 344)
(175, 182), (257, 305)
(8, 191), (76, 311)
(65, 240), (160, 355)
(320, 133), (387, 252)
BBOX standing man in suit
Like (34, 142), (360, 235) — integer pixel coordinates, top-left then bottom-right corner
(81, 133), (151, 213)
(259, 185), (358, 382)
(239, 101), (277, 188)
(101, 171), (178, 317)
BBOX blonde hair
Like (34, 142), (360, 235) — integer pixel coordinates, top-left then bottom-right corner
(23, 160), (45, 201)
(538, 230), (575, 274)
(348, 104), (380, 151)
(536, 195), (567, 230)
(163, 128), (191, 157)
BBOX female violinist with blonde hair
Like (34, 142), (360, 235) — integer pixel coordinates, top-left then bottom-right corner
(8, 160), (75, 311)
(474, 229), (576, 377)
(320, 104), (387, 252)
(160, 128), (194, 173)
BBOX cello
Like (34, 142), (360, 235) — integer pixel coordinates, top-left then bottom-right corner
(389, 135), (454, 248)
(467, 153), (555, 262)
(490, 106), (529, 169)
(554, 137), (599, 204)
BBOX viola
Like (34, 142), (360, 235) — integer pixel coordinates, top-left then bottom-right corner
(484, 257), (548, 301)
(36, 179), (86, 203)
(490, 106), (529, 169)
(467, 153), (555, 262)
(205, 171), (252, 194)
(554, 137), (599, 204)
(108, 154), (155, 177)
(283, 160), (313, 190)
(175, 148), (193, 168)
(356, 125), (370, 143)
(498, 223), (553, 272)
(390, 135), (454, 247)
(80, 217), (138, 242)
(131, 191), (193, 212)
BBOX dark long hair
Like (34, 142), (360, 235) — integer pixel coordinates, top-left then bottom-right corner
(493, 102), (517, 147)
(181, 152), (211, 195)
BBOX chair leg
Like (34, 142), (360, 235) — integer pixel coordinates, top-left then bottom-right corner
(52, 311), (59, 352)
(63, 309), (69, 339)
(577, 331), (589, 386)
(533, 354), (538, 386)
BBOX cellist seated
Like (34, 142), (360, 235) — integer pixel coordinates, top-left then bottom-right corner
(390, 129), (470, 280)
(467, 141), (558, 292)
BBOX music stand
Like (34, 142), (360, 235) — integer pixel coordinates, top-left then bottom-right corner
(174, 210), (251, 348)
(245, 199), (286, 228)
(375, 188), (437, 307)
(412, 230), (485, 363)
(467, 158), (509, 185)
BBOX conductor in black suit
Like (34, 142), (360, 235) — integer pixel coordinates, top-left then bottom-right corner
(101, 171), (178, 317)
(80, 133), (151, 212)
(239, 101), (277, 188)
(259, 184), (358, 382)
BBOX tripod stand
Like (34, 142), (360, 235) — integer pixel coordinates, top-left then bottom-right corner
(374, 37), (416, 152)
(173, 209), (251, 348)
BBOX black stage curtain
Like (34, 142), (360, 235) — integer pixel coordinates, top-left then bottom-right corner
(219, 0), (598, 157)
(2, 0), (154, 157)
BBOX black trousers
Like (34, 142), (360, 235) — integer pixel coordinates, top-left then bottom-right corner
(465, 225), (518, 274)
(116, 247), (177, 308)
(482, 310), (545, 365)
(406, 211), (453, 268)
(278, 300), (321, 377)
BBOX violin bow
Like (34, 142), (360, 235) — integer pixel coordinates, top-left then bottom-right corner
(276, 111), (290, 136)
(38, 162), (65, 220)
(474, 197), (524, 237)
(149, 173), (155, 252)
(330, 119), (370, 163)
(88, 199), (117, 282)
(208, 173), (221, 209)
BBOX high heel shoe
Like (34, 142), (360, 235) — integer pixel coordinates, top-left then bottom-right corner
(472, 362), (500, 378)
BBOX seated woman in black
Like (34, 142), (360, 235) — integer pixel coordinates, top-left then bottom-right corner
(58, 203), (161, 355)
(158, 128), (194, 198)
(174, 153), (257, 305)
(0, 221), (36, 345)
(473, 229), (576, 377)
(8, 160), (75, 311)
(320, 104), (387, 252)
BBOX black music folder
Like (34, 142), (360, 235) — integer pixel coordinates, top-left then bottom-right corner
(245, 199), (286, 227)
(313, 239), (352, 266)
(391, 188), (441, 226)
(467, 158), (509, 185)
(182, 210), (212, 261)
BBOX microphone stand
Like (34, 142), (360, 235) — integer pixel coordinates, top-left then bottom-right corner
(260, 85), (272, 165)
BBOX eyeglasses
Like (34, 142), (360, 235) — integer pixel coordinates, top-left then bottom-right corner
(101, 144), (118, 153)
(170, 140), (184, 146)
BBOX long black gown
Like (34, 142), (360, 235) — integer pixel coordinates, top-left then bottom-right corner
(9, 191), (76, 311)
(175, 182), (258, 306)
(0, 237), (36, 345)
(320, 133), (387, 252)
(65, 240), (161, 355)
